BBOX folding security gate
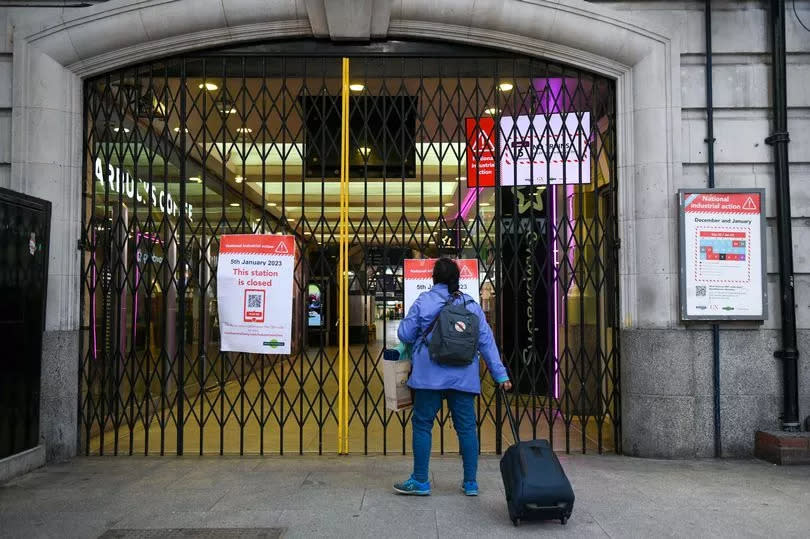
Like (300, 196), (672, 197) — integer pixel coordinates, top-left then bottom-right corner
(80, 40), (619, 456)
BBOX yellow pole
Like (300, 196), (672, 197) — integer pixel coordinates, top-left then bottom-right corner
(338, 57), (350, 454)
(342, 58), (351, 455)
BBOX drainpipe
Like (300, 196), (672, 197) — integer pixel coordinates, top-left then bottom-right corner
(767, 0), (800, 432)
(704, 0), (722, 458)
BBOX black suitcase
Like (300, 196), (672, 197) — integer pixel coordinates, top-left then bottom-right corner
(499, 389), (575, 526)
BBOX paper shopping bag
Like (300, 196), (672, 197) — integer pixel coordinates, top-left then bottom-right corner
(383, 357), (413, 411)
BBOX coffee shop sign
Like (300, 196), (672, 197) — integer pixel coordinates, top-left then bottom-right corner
(94, 158), (194, 220)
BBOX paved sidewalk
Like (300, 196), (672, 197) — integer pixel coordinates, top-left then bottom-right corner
(1, 455), (809, 538)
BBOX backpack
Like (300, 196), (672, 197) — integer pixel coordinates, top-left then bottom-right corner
(422, 292), (480, 366)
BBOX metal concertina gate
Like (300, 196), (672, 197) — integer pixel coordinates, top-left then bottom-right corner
(80, 41), (620, 456)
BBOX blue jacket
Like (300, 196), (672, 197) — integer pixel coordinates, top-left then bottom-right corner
(397, 283), (510, 394)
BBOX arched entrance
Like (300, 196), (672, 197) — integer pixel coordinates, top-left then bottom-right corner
(79, 39), (619, 456)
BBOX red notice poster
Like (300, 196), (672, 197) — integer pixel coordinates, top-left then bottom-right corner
(217, 234), (296, 353)
(465, 117), (496, 187)
(403, 258), (480, 314)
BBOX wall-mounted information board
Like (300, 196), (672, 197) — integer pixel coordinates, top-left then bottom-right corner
(678, 189), (767, 321)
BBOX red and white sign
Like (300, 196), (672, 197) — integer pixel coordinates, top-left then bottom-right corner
(403, 259), (480, 314)
(465, 117), (496, 188)
(499, 113), (591, 186)
(217, 235), (295, 354)
(683, 193), (761, 214)
(680, 191), (765, 320)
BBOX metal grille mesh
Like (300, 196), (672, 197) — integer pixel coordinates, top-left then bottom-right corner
(80, 43), (619, 456)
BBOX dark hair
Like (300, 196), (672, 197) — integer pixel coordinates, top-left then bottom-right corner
(432, 257), (460, 294)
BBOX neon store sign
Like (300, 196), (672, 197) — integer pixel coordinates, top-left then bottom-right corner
(94, 158), (194, 220)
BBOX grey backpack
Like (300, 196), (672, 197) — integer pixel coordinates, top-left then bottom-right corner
(423, 292), (480, 366)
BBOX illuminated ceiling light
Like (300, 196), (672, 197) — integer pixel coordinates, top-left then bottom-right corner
(198, 82), (218, 91)
(229, 202), (240, 207)
(358, 146), (372, 157)
(236, 127), (253, 134)
(455, 176), (466, 182)
(216, 101), (237, 114)
(444, 202), (455, 207)
(173, 127), (189, 133)
(304, 231), (312, 236)
(498, 82), (514, 92)
(349, 83), (365, 92)
(479, 202), (491, 207)
(189, 177), (201, 184)
(484, 107), (501, 115)
(235, 176), (245, 183)
(113, 127), (130, 133)
(267, 202), (277, 207)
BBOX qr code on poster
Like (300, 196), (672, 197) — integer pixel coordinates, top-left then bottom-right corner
(247, 293), (263, 309)
(695, 286), (707, 297)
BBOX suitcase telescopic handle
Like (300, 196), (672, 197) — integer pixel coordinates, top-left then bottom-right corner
(500, 386), (520, 444)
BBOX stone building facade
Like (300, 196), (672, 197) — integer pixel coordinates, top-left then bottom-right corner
(0, 1), (807, 476)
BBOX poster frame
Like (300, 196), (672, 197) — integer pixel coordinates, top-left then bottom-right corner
(678, 188), (768, 321)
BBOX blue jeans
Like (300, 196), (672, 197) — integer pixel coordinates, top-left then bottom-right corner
(411, 388), (478, 483)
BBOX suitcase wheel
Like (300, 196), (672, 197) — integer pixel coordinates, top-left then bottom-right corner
(512, 518), (520, 527)
(560, 516), (567, 525)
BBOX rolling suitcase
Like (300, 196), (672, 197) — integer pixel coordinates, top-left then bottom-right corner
(499, 388), (575, 526)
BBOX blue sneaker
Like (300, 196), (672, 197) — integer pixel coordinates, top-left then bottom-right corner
(461, 480), (479, 496)
(393, 476), (431, 496)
